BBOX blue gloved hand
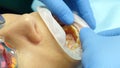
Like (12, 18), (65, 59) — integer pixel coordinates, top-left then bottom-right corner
(80, 27), (120, 68)
(31, 0), (96, 29)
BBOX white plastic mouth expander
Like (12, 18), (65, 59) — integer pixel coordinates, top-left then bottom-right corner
(37, 7), (89, 60)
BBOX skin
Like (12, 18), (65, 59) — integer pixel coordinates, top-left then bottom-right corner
(0, 12), (79, 68)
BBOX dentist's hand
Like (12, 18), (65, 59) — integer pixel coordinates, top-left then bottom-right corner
(80, 28), (120, 68)
(32, 0), (96, 29)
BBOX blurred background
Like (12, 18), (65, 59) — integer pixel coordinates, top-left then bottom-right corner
(0, 0), (33, 14)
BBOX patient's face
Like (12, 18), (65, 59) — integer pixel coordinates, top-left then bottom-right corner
(1, 12), (79, 68)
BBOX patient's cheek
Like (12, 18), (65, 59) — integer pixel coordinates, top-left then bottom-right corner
(2, 14), (41, 49)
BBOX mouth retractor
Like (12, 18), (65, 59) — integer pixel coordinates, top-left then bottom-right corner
(37, 7), (89, 60)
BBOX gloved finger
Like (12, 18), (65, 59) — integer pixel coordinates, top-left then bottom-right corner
(80, 27), (97, 49)
(0, 15), (5, 23)
(31, 0), (45, 11)
(0, 15), (5, 28)
(74, 0), (96, 29)
(40, 0), (74, 25)
(97, 28), (120, 36)
(0, 15), (5, 37)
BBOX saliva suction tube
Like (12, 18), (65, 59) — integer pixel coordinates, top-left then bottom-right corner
(0, 15), (17, 68)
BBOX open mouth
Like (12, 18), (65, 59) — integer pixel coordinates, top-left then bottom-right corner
(62, 25), (80, 50)
(53, 15), (82, 51)
(58, 14), (89, 60)
(47, 13), (85, 60)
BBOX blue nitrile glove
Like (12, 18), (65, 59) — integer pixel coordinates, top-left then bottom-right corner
(31, 0), (96, 29)
(80, 27), (120, 68)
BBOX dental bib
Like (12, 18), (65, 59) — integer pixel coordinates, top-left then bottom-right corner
(37, 7), (88, 60)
